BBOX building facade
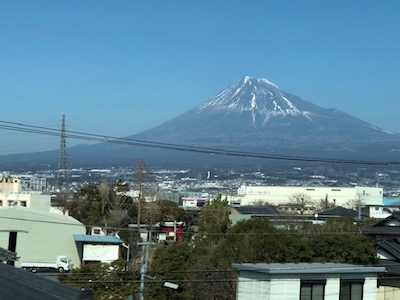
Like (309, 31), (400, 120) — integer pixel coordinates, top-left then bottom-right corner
(234, 185), (383, 207)
(0, 207), (86, 269)
(232, 263), (385, 300)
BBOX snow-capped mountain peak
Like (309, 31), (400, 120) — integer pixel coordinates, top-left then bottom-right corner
(198, 76), (305, 127)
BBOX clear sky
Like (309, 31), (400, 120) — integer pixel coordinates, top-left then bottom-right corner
(1, 0), (400, 155)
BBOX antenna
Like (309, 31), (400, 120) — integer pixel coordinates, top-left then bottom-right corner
(56, 115), (69, 192)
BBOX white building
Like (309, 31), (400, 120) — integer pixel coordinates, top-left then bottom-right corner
(0, 176), (51, 211)
(0, 192), (51, 211)
(0, 175), (47, 193)
(234, 185), (383, 207)
(0, 206), (86, 269)
(232, 263), (385, 300)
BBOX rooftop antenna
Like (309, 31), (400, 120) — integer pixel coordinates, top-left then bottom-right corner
(56, 115), (69, 192)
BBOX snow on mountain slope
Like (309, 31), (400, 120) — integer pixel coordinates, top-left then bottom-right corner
(132, 76), (400, 157)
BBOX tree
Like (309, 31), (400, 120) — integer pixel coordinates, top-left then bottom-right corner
(316, 194), (335, 211)
(211, 218), (312, 268)
(251, 200), (274, 206)
(133, 159), (149, 227)
(154, 200), (186, 223)
(59, 260), (138, 300)
(106, 190), (133, 228)
(146, 243), (192, 300)
(199, 194), (230, 246)
(308, 218), (378, 264)
(288, 192), (314, 214)
(67, 184), (103, 225)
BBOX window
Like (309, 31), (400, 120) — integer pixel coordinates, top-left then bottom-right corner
(340, 279), (364, 300)
(20, 201), (27, 207)
(300, 280), (326, 300)
(0, 200), (2, 207)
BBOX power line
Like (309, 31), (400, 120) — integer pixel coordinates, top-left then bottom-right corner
(0, 119), (399, 166)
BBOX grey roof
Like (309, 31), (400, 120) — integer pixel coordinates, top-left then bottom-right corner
(73, 234), (123, 244)
(233, 206), (279, 215)
(318, 206), (358, 217)
(0, 206), (84, 227)
(231, 263), (385, 275)
(0, 263), (89, 300)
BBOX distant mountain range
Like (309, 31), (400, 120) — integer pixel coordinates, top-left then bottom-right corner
(2, 76), (400, 170)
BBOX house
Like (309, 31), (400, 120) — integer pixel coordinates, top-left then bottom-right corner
(128, 222), (185, 243)
(316, 206), (363, 221)
(0, 206), (86, 269)
(232, 263), (385, 300)
(361, 212), (400, 275)
(73, 234), (123, 264)
(229, 206), (279, 226)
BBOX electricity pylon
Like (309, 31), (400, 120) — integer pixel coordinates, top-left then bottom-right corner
(56, 115), (69, 192)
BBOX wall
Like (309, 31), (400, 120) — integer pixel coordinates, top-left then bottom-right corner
(0, 193), (51, 211)
(236, 185), (383, 207)
(0, 207), (86, 269)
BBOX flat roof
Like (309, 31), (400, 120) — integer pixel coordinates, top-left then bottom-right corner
(73, 234), (122, 244)
(231, 263), (385, 275)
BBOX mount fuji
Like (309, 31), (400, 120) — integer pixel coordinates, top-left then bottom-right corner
(2, 76), (400, 169)
(131, 76), (400, 160)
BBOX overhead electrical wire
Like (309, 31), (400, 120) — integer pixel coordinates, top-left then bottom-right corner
(0, 119), (399, 166)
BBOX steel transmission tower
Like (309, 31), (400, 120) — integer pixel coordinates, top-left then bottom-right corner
(56, 115), (69, 191)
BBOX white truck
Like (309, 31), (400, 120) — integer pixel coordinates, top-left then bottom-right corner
(21, 255), (71, 273)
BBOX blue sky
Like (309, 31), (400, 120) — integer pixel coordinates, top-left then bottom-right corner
(1, 1), (400, 155)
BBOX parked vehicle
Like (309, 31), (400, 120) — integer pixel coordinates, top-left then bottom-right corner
(21, 255), (70, 273)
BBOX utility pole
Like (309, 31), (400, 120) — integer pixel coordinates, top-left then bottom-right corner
(138, 242), (149, 300)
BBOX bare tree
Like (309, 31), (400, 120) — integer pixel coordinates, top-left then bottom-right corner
(346, 193), (365, 219)
(288, 192), (313, 215)
(107, 191), (133, 228)
(133, 158), (149, 228)
(98, 181), (110, 215)
(251, 200), (273, 207)
(316, 194), (335, 211)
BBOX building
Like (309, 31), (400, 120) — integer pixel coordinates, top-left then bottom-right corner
(232, 263), (385, 300)
(0, 192), (51, 211)
(0, 175), (47, 193)
(0, 206), (86, 269)
(73, 234), (123, 264)
(229, 206), (280, 226)
(0, 175), (51, 211)
(234, 185), (383, 207)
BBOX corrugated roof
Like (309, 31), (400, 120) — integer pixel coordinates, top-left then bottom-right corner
(73, 234), (123, 244)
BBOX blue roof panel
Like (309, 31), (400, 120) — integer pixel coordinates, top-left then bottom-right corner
(73, 234), (123, 244)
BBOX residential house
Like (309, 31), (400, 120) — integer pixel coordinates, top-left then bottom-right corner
(232, 263), (384, 300)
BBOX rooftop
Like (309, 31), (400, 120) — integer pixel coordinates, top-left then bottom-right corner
(231, 263), (385, 275)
